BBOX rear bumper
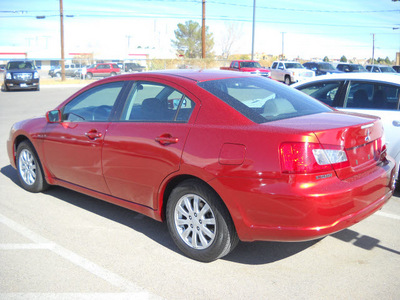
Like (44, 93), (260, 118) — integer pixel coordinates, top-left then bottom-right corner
(211, 158), (396, 242)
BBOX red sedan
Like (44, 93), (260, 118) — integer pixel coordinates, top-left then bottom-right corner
(7, 70), (396, 262)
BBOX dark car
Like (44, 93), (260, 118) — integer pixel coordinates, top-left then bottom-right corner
(365, 65), (397, 73)
(124, 62), (145, 72)
(392, 65), (400, 73)
(3, 60), (40, 91)
(7, 70), (396, 262)
(336, 63), (367, 73)
(303, 62), (343, 76)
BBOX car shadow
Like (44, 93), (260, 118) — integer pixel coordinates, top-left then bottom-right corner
(1, 164), (394, 264)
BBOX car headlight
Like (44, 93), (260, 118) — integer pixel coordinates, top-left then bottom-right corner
(6, 72), (11, 80)
(34, 72), (39, 79)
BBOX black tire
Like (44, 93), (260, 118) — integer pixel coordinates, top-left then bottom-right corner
(35, 85), (40, 92)
(166, 179), (238, 262)
(110, 72), (116, 76)
(86, 73), (93, 80)
(16, 141), (49, 193)
(284, 76), (292, 85)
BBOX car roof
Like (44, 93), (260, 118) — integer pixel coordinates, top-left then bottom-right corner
(116, 69), (256, 82)
(291, 72), (400, 87)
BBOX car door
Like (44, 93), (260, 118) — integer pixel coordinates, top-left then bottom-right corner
(43, 81), (126, 193)
(102, 80), (198, 209)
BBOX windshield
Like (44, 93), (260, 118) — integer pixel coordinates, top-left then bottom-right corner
(350, 65), (367, 72)
(318, 63), (335, 70)
(380, 66), (396, 73)
(7, 61), (35, 70)
(198, 77), (332, 123)
(285, 63), (304, 69)
(240, 61), (262, 68)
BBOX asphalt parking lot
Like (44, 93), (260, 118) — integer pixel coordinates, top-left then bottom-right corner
(1, 85), (400, 299)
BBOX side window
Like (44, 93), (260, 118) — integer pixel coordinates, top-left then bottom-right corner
(62, 81), (124, 122)
(345, 81), (400, 110)
(233, 62), (239, 69)
(121, 82), (195, 122)
(271, 62), (278, 69)
(296, 81), (342, 106)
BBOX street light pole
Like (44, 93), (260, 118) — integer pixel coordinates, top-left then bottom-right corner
(251, 0), (256, 60)
(60, 0), (65, 81)
(394, 27), (400, 65)
(202, 0), (206, 59)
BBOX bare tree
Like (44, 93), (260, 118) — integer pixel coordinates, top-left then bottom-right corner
(220, 22), (243, 59)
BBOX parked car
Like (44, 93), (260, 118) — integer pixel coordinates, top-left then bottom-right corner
(365, 64), (397, 74)
(270, 61), (315, 84)
(7, 70), (396, 262)
(292, 73), (400, 185)
(393, 65), (400, 73)
(124, 62), (145, 73)
(49, 64), (80, 78)
(336, 63), (367, 73)
(303, 62), (343, 76)
(85, 63), (121, 79)
(220, 60), (271, 78)
(2, 60), (40, 91)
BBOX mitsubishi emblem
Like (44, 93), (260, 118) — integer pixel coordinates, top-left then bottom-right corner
(365, 129), (371, 142)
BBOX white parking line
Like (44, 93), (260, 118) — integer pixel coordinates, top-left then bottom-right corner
(0, 213), (161, 300)
(375, 211), (400, 220)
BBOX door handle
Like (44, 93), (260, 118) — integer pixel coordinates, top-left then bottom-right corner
(155, 134), (179, 145)
(393, 120), (400, 127)
(85, 129), (102, 140)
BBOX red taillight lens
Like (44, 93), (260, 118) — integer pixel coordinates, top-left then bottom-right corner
(280, 142), (349, 174)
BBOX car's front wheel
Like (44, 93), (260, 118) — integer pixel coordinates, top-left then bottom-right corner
(16, 141), (49, 193)
(284, 76), (292, 85)
(86, 73), (93, 80)
(166, 179), (238, 262)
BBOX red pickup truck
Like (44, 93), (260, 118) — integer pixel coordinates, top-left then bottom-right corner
(220, 60), (271, 78)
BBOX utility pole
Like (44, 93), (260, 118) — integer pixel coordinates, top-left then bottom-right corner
(371, 33), (375, 64)
(202, 0), (206, 59)
(60, 0), (65, 81)
(251, 0), (256, 60)
(281, 32), (285, 60)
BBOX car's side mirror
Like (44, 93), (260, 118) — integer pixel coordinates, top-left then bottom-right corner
(46, 110), (61, 123)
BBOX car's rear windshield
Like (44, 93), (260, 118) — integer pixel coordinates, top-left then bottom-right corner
(198, 77), (332, 123)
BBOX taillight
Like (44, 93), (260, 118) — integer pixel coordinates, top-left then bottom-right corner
(280, 142), (349, 174)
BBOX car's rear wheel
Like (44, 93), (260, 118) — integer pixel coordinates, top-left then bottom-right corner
(166, 179), (238, 262)
(284, 76), (291, 85)
(110, 72), (116, 76)
(16, 141), (49, 193)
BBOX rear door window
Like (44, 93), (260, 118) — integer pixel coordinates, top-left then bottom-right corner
(120, 82), (195, 122)
(345, 81), (400, 110)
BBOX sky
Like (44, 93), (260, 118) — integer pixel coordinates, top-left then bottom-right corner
(0, 0), (400, 61)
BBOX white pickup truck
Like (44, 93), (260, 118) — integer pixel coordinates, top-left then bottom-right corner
(270, 61), (315, 85)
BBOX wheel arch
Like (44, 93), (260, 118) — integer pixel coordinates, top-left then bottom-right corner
(13, 135), (51, 185)
(159, 175), (235, 229)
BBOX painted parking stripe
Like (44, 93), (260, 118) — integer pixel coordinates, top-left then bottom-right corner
(375, 211), (400, 220)
(0, 213), (162, 299)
